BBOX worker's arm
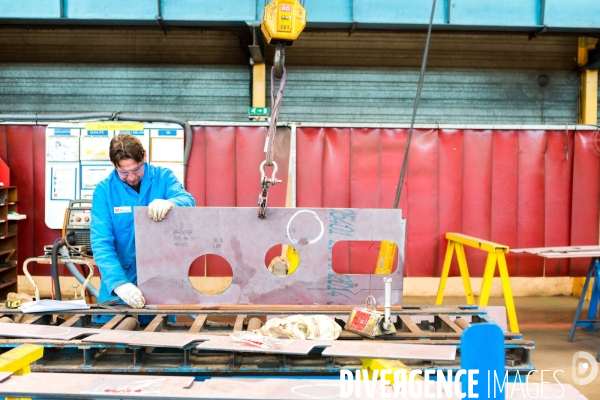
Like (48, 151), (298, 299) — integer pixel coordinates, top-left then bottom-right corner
(147, 168), (195, 221)
(90, 184), (131, 295)
(163, 169), (195, 207)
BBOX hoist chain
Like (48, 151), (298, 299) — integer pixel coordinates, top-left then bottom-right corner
(258, 53), (287, 219)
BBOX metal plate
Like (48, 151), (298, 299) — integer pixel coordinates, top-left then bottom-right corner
(0, 322), (101, 340)
(135, 207), (406, 305)
(510, 246), (600, 256)
(321, 341), (456, 361)
(82, 330), (212, 348)
(0, 374), (585, 399)
(196, 337), (331, 356)
(197, 337), (456, 361)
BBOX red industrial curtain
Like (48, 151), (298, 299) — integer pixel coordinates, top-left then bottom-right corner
(1, 125), (598, 277)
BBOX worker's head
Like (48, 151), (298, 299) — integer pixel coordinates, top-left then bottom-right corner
(110, 134), (146, 186)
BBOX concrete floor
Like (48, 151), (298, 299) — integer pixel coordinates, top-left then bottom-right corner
(403, 296), (600, 399)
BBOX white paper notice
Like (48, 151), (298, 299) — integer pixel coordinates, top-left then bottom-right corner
(46, 135), (80, 161)
(150, 137), (184, 162)
(50, 166), (77, 200)
(81, 164), (113, 190)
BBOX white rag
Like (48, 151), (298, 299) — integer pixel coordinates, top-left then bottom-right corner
(255, 315), (342, 340)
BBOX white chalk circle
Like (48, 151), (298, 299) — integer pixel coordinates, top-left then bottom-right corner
(286, 210), (325, 246)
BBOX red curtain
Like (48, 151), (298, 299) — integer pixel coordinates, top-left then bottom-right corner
(2, 125), (598, 277)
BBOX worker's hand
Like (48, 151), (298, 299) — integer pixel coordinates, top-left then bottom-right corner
(113, 283), (146, 309)
(148, 199), (174, 222)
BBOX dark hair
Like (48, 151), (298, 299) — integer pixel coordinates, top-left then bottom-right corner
(109, 134), (145, 166)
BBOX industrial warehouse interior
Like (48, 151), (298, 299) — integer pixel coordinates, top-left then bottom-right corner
(0, 0), (598, 399)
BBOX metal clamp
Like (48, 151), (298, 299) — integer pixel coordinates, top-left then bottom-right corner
(260, 160), (281, 187)
(258, 161), (282, 219)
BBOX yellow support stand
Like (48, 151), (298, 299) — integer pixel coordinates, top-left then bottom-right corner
(0, 344), (44, 400)
(435, 232), (519, 333)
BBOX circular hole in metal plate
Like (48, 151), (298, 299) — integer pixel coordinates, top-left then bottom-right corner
(188, 254), (233, 295)
(265, 244), (300, 277)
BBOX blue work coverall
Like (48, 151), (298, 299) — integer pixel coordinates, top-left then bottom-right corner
(90, 163), (195, 306)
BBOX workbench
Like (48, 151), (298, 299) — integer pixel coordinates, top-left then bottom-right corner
(510, 246), (600, 343)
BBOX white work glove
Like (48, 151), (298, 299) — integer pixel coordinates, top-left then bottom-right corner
(148, 199), (174, 222)
(113, 283), (146, 309)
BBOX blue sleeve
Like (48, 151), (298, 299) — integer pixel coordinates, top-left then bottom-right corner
(90, 184), (131, 294)
(163, 169), (195, 207)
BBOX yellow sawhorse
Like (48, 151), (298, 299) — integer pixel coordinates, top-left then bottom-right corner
(435, 232), (519, 333)
(0, 344), (44, 400)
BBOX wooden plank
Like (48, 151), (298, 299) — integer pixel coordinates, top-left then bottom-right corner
(435, 314), (463, 333)
(399, 315), (423, 334)
(189, 315), (208, 333)
(60, 314), (85, 328)
(144, 315), (167, 354)
(233, 314), (246, 332)
(144, 315), (166, 333)
(101, 315), (126, 330)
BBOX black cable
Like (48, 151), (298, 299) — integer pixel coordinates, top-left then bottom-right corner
(51, 240), (65, 301)
(393, 0), (437, 209)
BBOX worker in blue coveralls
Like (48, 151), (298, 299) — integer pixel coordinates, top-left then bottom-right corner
(91, 134), (195, 311)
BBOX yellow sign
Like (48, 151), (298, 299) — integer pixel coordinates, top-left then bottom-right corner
(85, 122), (144, 131)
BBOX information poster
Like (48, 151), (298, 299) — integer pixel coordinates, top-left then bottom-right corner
(47, 135), (80, 162)
(81, 164), (113, 191)
(80, 131), (112, 161)
(50, 166), (77, 200)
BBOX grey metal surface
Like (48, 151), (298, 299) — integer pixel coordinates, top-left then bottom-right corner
(135, 207), (406, 305)
(197, 337), (456, 361)
(0, 373), (585, 399)
(511, 246), (600, 257)
(196, 337), (331, 356)
(0, 63), (249, 121)
(0, 322), (101, 340)
(274, 67), (578, 125)
(0, 29), (583, 124)
(321, 340), (456, 361)
(82, 330), (211, 348)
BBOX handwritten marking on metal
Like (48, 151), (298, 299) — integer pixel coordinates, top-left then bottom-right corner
(0, 322), (101, 340)
(135, 207), (406, 305)
(286, 210), (324, 245)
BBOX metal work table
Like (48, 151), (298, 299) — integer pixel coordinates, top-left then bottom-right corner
(0, 305), (534, 377)
(511, 246), (600, 344)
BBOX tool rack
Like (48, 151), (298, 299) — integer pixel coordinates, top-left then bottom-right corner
(0, 305), (534, 377)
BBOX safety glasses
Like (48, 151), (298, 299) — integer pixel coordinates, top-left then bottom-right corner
(115, 162), (144, 177)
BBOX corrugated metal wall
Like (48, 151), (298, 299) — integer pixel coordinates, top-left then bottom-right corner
(272, 32), (580, 124)
(276, 68), (578, 123)
(0, 64), (250, 120)
(0, 28), (587, 124)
